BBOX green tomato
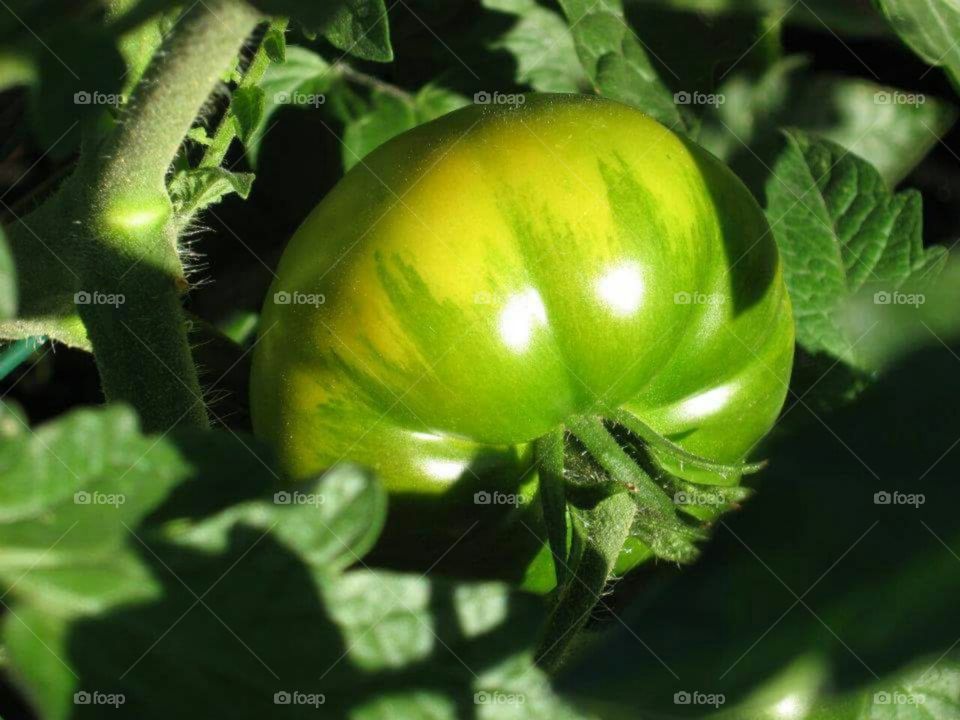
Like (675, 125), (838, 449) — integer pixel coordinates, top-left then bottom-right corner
(250, 93), (794, 589)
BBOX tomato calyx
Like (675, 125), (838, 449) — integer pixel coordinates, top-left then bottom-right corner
(610, 409), (768, 478)
(534, 408), (764, 669)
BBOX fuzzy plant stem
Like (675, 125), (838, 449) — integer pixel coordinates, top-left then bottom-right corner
(536, 487), (635, 672)
(97, 0), (262, 195)
(72, 0), (261, 432)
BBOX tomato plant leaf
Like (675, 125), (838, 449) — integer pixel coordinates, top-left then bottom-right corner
(556, 0), (684, 130)
(231, 85), (267, 146)
(342, 86), (470, 171)
(168, 167), (256, 222)
(0, 406), (586, 720)
(764, 130), (948, 368)
(414, 84), (472, 118)
(7, 569), (585, 719)
(0, 202), (91, 352)
(0, 406), (205, 609)
(0, 400), (24, 442)
(343, 92), (418, 170)
(0, 312), (92, 352)
(186, 126), (213, 146)
(482, 0), (588, 93)
(261, 45), (336, 97)
(263, 22), (287, 64)
(700, 58), (956, 191)
(797, 79), (956, 186)
(695, 56), (806, 191)
(875, 0), (960, 89)
(319, 0), (394, 63)
(0, 315), (90, 352)
(167, 464), (387, 574)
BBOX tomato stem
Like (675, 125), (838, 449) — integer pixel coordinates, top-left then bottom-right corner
(4, 1), (264, 431)
(567, 415), (675, 521)
(198, 17), (289, 173)
(536, 486), (635, 672)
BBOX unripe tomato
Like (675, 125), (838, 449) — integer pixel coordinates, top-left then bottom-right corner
(250, 94), (793, 589)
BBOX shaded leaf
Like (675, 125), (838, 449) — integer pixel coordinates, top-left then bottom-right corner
(231, 85), (267, 145)
(0, 1), (126, 156)
(343, 92), (417, 170)
(0, 407), (587, 720)
(186, 126), (213, 146)
(803, 79), (956, 186)
(0, 314), (89, 352)
(482, 0), (587, 92)
(263, 22), (287, 64)
(168, 465), (387, 574)
(0, 200), (91, 351)
(700, 60), (956, 191)
(764, 131), (947, 367)
(876, 0), (960, 88)
(342, 86), (469, 171)
(556, 0), (684, 129)
(321, 0), (394, 62)
(835, 255), (960, 372)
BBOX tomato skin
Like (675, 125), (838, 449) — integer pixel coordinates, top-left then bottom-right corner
(250, 93), (794, 586)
